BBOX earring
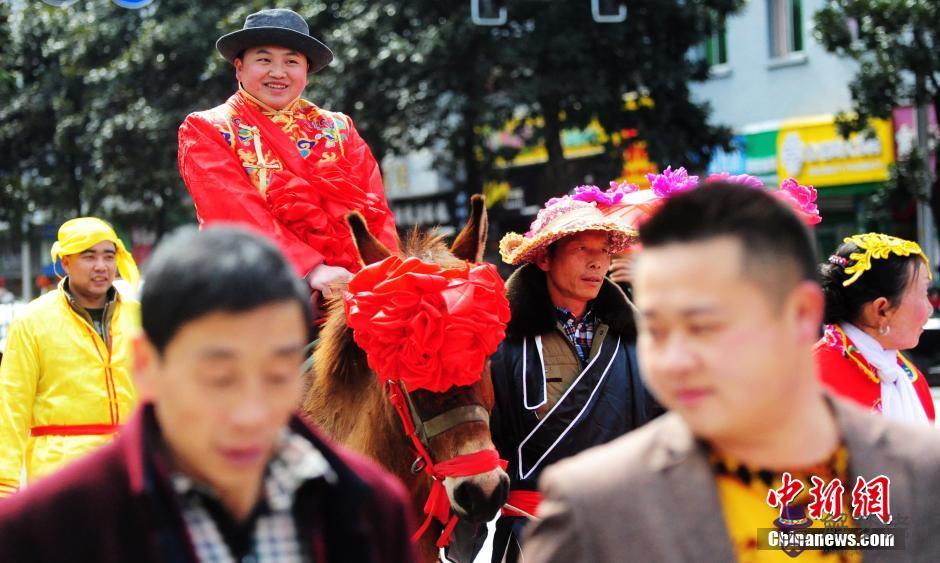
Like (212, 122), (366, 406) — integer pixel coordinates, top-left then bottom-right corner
(879, 325), (891, 336)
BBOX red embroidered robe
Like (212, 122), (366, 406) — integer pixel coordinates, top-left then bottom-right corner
(178, 89), (399, 276)
(814, 324), (935, 422)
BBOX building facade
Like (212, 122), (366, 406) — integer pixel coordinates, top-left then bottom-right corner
(690, 0), (930, 256)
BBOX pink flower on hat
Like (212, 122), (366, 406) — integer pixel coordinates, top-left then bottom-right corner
(525, 197), (588, 236)
(775, 178), (821, 225)
(705, 172), (764, 189)
(572, 184), (625, 205)
(609, 180), (640, 195)
(647, 166), (699, 198)
(528, 183), (639, 235)
(501, 178), (646, 265)
(570, 182), (641, 206)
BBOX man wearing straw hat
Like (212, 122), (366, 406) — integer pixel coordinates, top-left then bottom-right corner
(0, 217), (140, 497)
(478, 184), (654, 563)
(178, 8), (399, 306)
(523, 184), (940, 562)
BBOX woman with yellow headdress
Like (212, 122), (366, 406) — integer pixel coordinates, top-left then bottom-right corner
(815, 233), (935, 425)
(0, 217), (140, 497)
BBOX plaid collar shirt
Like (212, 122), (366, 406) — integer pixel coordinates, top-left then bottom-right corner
(555, 305), (597, 364)
(170, 429), (336, 563)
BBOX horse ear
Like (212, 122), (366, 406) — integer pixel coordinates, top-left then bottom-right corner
(346, 212), (393, 265)
(451, 194), (488, 263)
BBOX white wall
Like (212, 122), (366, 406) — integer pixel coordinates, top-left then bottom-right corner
(691, 0), (859, 129)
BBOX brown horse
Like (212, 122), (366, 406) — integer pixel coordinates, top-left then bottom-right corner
(303, 195), (509, 562)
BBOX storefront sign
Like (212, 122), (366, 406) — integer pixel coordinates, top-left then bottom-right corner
(776, 115), (894, 187)
(705, 129), (779, 186)
(892, 106), (937, 168)
(486, 117), (608, 168)
(391, 195), (453, 229)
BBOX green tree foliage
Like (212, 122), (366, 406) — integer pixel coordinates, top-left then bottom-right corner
(1, 0), (741, 236)
(814, 0), (940, 237)
(0, 1), (24, 224)
(326, 0), (743, 201)
(1, 0), (238, 233)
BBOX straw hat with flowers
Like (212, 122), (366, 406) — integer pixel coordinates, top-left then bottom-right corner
(498, 183), (657, 266)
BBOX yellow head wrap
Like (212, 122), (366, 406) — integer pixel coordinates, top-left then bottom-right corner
(50, 217), (141, 290)
(840, 233), (932, 287)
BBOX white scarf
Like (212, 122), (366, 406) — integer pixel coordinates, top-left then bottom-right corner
(841, 323), (930, 426)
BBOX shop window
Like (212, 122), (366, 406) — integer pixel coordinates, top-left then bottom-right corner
(768, 0), (803, 58)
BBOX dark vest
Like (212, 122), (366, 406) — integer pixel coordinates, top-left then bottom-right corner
(489, 264), (651, 492)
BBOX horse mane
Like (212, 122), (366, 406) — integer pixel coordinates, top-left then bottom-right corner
(399, 226), (465, 269)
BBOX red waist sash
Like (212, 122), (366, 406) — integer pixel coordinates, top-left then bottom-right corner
(502, 489), (543, 518)
(31, 424), (120, 437)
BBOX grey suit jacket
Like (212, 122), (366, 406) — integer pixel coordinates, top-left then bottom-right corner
(524, 397), (940, 562)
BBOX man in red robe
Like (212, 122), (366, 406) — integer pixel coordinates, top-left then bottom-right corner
(178, 8), (399, 299)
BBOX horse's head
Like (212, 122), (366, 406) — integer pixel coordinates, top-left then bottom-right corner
(403, 364), (507, 523)
(341, 195), (510, 525)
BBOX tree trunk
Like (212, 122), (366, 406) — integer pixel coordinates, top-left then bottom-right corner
(461, 103), (482, 197)
(931, 96), (940, 256)
(68, 150), (82, 217)
(156, 188), (170, 239)
(458, 32), (485, 201)
(65, 81), (85, 217)
(540, 94), (569, 200)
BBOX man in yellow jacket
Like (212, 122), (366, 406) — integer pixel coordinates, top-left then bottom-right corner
(0, 217), (140, 497)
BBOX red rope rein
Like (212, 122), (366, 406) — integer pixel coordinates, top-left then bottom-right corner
(385, 381), (507, 548)
(502, 490), (543, 519)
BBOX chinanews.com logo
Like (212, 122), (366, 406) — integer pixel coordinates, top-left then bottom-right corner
(760, 527), (901, 552)
(761, 473), (906, 556)
(42, 1), (155, 8)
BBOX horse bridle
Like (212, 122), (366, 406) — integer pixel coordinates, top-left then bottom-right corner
(393, 381), (542, 525)
(390, 380), (491, 472)
(384, 379), (507, 548)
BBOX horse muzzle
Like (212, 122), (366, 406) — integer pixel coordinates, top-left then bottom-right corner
(446, 467), (510, 523)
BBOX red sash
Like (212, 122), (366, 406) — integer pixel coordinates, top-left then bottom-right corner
(230, 96), (357, 194)
(229, 95), (387, 272)
(31, 424), (120, 437)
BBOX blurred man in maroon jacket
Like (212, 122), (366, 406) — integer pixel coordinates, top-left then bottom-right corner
(0, 226), (416, 563)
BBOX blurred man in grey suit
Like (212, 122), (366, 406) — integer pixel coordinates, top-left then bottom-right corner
(525, 183), (940, 562)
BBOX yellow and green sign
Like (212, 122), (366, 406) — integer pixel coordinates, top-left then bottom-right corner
(776, 115), (895, 187)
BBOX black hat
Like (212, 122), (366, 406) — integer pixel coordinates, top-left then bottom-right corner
(216, 9), (334, 74)
(773, 504), (814, 531)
